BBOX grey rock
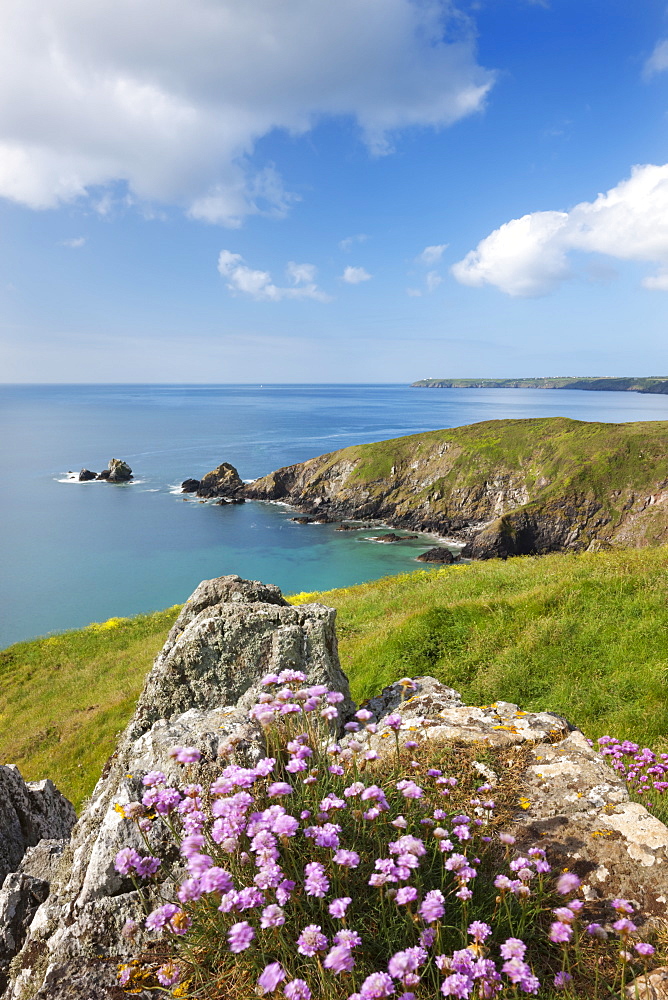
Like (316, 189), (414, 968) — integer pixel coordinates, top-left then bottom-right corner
(106, 459), (132, 482)
(0, 767), (75, 885)
(357, 677), (668, 922)
(77, 469), (96, 482)
(0, 844), (66, 991)
(128, 574), (351, 741)
(625, 967), (668, 999)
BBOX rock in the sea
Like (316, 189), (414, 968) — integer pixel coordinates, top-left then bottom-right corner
(77, 469), (96, 482)
(369, 532), (417, 543)
(107, 459), (133, 482)
(196, 462), (244, 499)
(416, 546), (455, 563)
(96, 470), (110, 480)
(291, 516), (314, 524)
(180, 478), (200, 493)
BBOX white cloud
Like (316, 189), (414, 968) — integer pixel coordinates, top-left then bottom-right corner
(0, 0), (493, 222)
(406, 287), (422, 297)
(341, 266), (372, 284)
(217, 250), (330, 301)
(339, 234), (368, 251)
(644, 39), (668, 78)
(417, 244), (447, 265)
(60, 236), (86, 248)
(452, 164), (668, 296)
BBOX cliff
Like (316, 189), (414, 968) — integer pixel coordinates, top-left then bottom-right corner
(243, 417), (668, 558)
(412, 376), (668, 394)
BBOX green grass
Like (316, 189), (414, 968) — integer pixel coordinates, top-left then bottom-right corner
(0, 607), (181, 809)
(2, 546), (668, 810)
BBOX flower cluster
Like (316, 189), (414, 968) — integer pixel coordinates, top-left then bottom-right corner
(597, 737), (668, 804)
(114, 673), (662, 997)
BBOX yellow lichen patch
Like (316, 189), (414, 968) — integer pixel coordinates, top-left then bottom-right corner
(518, 797), (531, 810)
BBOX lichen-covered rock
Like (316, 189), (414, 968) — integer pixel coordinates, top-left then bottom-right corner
(625, 966), (668, 999)
(127, 574), (350, 741)
(0, 767), (75, 884)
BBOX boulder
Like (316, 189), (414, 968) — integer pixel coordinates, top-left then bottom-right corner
(292, 517), (314, 524)
(180, 478), (200, 493)
(196, 462), (244, 499)
(95, 470), (110, 480)
(77, 469), (96, 482)
(107, 460), (133, 482)
(416, 546), (455, 563)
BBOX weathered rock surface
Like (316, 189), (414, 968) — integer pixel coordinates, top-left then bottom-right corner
(0, 843), (67, 992)
(626, 966), (668, 999)
(196, 462), (244, 499)
(0, 767), (75, 885)
(416, 546), (456, 563)
(77, 469), (96, 482)
(368, 532), (418, 543)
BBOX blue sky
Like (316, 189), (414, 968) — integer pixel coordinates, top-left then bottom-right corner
(2, 0), (668, 382)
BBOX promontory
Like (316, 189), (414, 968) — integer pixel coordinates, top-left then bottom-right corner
(231, 417), (668, 559)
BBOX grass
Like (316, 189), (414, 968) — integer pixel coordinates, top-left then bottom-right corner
(2, 546), (668, 810)
(0, 606), (181, 809)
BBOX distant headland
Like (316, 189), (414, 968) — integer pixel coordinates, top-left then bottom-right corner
(411, 376), (668, 394)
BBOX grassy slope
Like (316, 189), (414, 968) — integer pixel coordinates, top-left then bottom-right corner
(0, 607), (181, 809)
(2, 547), (668, 809)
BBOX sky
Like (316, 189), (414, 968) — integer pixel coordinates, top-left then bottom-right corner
(2, 0), (668, 383)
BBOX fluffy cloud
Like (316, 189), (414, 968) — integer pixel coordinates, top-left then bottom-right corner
(341, 266), (372, 284)
(0, 0), (493, 223)
(217, 251), (330, 301)
(452, 164), (668, 296)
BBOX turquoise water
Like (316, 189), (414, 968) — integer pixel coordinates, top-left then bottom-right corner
(3, 383), (668, 648)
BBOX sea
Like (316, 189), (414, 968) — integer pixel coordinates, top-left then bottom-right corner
(3, 382), (668, 650)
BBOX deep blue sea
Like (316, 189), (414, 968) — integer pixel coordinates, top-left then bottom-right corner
(3, 383), (668, 649)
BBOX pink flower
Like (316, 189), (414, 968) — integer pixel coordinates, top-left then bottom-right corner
(257, 963), (286, 995)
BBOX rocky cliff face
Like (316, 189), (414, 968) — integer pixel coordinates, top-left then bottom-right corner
(4, 575), (668, 998)
(241, 418), (668, 559)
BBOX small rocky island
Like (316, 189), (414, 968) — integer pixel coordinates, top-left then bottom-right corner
(77, 459), (133, 482)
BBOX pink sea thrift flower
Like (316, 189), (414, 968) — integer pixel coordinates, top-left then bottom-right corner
(257, 963), (286, 995)
(228, 921), (255, 952)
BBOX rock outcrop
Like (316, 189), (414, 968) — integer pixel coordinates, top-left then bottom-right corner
(92, 460), (133, 483)
(0, 769), (75, 992)
(5, 576), (668, 998)
(416, 546), (456, 563)
(195, 462), (244, 499)
(78, 469), (96, 482)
